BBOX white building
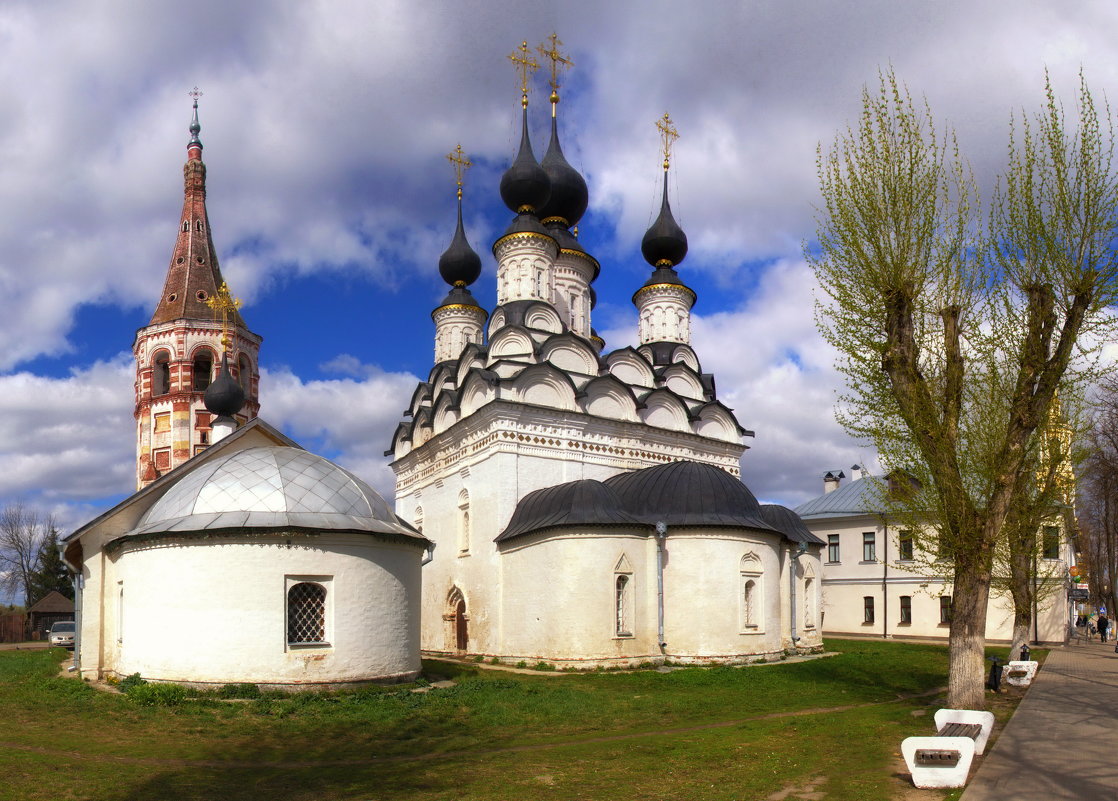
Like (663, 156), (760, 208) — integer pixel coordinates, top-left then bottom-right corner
(796, 468), (1073, 644)
(63, 104), (428, 688)
(388, 53), (824, 667)
(64, 419), (429, 688)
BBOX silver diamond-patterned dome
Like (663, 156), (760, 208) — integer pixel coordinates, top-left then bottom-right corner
(129, 446), (421, 539)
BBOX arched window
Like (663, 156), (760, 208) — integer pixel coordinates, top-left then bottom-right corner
(152, 351), (171, 396)
(192, 350), (214, 392)
(287, 582), (326, 644)
(237, 355), (252, 394)
(458, 490), (470, 555)
(615, 574), (633, 636)
(803, 569), (816, 629)
(740, 552), (763, 632)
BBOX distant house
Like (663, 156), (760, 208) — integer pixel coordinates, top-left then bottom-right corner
(27, 591), (74, 640)
(796, 467), (1073, 644)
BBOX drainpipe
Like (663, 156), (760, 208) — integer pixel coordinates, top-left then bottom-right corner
(62, 552), (82, 674)
(655, 521), (667, 652)
(421, 542), (436, 566)
(882, 522), (889, 639)
(790, 542), (807, 645)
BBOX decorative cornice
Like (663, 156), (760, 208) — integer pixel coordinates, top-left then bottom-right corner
(493, 230), (557, 253)
(632, 282), (697, 304)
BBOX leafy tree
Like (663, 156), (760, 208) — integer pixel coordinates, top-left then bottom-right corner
(28, 528), (73, 605)
(811, 71), (1118, 708)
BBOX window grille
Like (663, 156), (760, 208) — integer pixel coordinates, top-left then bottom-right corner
(288, 582), (326, 644)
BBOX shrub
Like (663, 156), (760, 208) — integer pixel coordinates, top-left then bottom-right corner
(118, 673), (146, 692)
(532, 661), (555, 671)
(125, 682), (188, 707)
(218, 682), (261, 699)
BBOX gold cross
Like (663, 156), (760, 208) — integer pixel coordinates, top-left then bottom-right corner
(508, 40), (539, 107)
(446, 144), (471, 200)
(656, 113), (679, 170)
(205, 281), (242, 352)
(188, 86), (203, 102)
(537, 33), (572, 103)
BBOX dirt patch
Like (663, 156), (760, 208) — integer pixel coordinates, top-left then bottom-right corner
(763, 774), (826, 800)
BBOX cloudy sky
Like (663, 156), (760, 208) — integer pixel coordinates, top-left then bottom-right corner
(1, 0), (1115, 535)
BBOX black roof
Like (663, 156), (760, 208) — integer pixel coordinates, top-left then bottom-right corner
(760, 504), (825, 545)
(497, 480), (641, 541)
(498, 460), (792, 542)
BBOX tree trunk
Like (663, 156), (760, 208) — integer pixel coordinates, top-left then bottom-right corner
(1006, 525), (1034, 660)
(948, 558), (993, 709)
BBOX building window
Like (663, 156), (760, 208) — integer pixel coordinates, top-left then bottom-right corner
(863, 596), (875, 624)
(153, 448), (170, 472)
(862, 531), (876, 562)
(1042, 526), (1060, 560)
(192, 351), (214, 392)
(900, 595), (912, 624)
(898, 530), (914, 561)
(153, 412), (171, 434)
(457, 490), (470, 555)
(615, 574), (633, 636)
(827, 534), (840, 563)
(740, 553), (763, 632)
(153, 351), (171, 396)
(238, 354), (252, 394)
(939, 595), (952, 625)
(803, 574), (815, 629)
(287, 582), (327, 645)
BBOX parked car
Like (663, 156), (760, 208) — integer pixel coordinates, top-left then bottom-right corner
(48, 620), (75, 649)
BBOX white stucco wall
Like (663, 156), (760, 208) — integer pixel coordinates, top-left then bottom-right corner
(97, 531), (423, 686)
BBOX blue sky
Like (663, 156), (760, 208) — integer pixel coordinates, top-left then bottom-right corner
(1, 0), (1116, 543)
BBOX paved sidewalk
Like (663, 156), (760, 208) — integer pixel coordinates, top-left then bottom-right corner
(960, 638), (1118, 800)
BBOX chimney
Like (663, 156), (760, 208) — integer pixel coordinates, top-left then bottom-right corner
(823, 470), (845, 494)
(850, 464), (863, 481)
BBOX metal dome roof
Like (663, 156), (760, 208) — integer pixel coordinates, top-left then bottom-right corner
(128, 446), (422, 539)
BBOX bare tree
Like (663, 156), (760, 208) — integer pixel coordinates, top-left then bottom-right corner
(0, 503), (55, 605)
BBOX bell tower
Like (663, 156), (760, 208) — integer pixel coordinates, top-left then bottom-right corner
(133, 91), (262, 488)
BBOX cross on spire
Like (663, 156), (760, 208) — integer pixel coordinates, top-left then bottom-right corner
(537, 33), (572, 108)
(205, 281), (243, 352)
(657, 113), (679, 171)
(189, 86), (203, 104)
(508, 40), (539, 108)
(446, 144), (471, 200)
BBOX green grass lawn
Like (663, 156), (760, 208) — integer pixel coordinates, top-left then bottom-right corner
(0, 639), (1028, 801)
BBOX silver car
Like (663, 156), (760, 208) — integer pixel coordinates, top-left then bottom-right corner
(48, 621), (75, 649)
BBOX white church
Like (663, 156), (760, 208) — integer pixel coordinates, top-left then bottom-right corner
(63, 44), (823, 687)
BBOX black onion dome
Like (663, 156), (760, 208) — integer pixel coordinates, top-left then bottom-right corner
(641, 171), (688, 267)
(500, 212), (553, 239)
(538, 115), (588, 226)
(438, 199), (482, 286)
(435, 284), (483, 311)
(204, 352), (245, 417)
(547, 222), (585, 253)
(499, 107), (551, 214)
(604, 461), (771, 530)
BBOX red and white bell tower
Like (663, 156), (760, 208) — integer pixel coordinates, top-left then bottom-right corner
(133, 94), (262, 488)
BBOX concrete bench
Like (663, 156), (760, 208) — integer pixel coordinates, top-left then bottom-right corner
(1001, 660), (1038, 687)
(901, 708), (995, 789)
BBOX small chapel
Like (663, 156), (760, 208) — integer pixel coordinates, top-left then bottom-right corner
(63, 98), (429, 688)
(388, 40), (824, 667)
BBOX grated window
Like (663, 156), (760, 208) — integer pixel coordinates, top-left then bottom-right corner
(287, 582), (326, 644)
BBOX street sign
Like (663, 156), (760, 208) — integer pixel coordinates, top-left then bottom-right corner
(1070, 589), (1089, 600)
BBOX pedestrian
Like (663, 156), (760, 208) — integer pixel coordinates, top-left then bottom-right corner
(1099, 614), (1110, 643)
